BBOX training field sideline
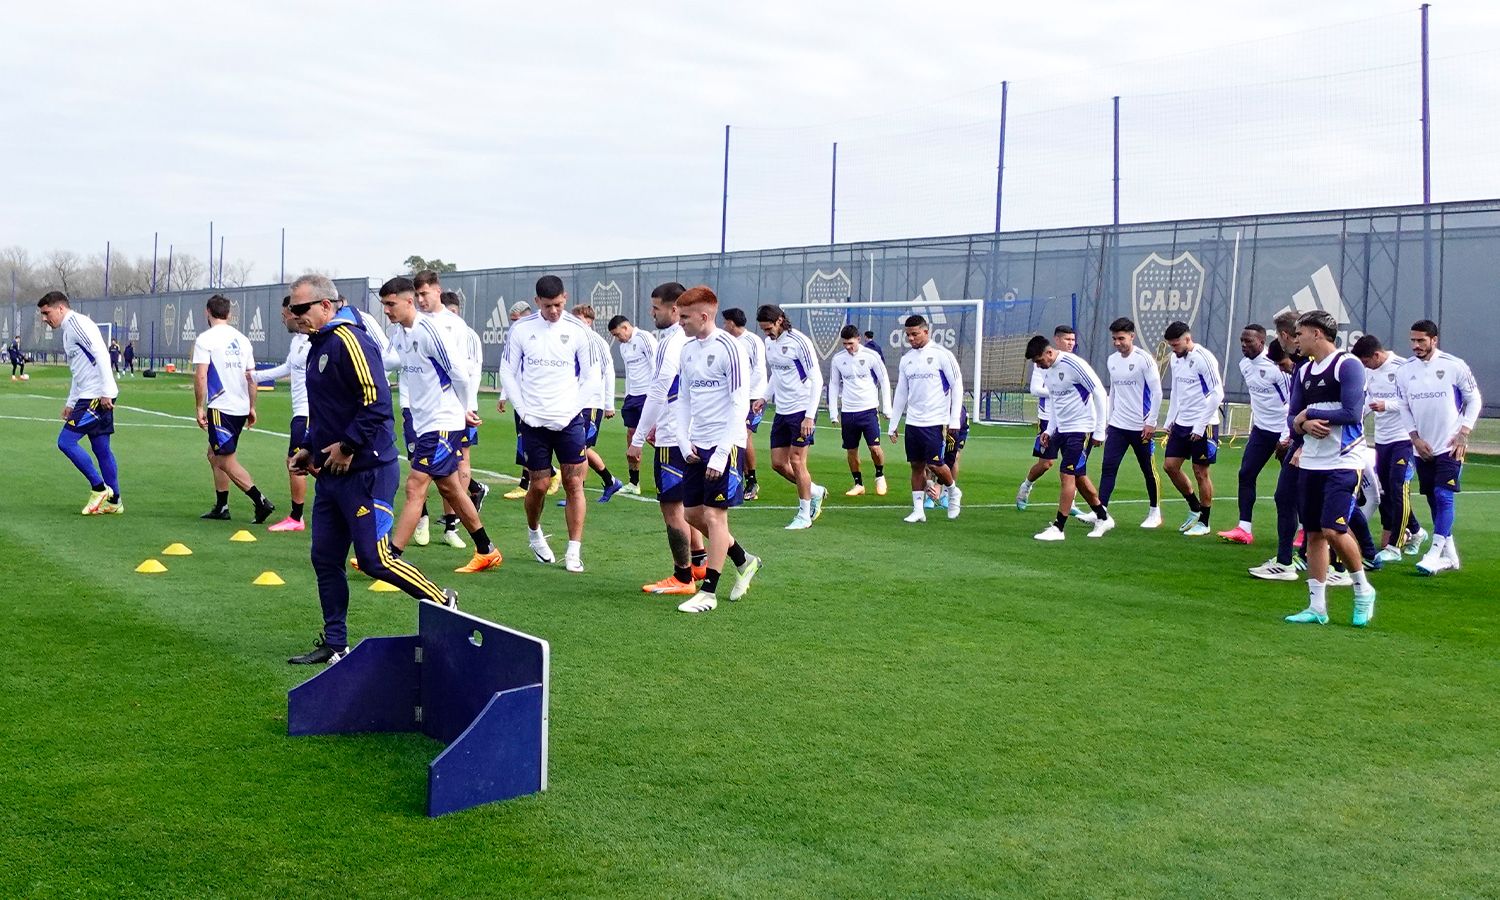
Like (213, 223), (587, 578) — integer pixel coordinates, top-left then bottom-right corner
(2, 367), (1497, 898)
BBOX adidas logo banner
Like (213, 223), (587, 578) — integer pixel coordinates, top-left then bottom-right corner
(482, 297), (508, 345)
(1275, 264), (1363, 349)
(248, 307), (265, 343)
(180, 307), (196, 344)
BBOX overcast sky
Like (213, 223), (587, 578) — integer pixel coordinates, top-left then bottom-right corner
(3, 0), (1498, 283)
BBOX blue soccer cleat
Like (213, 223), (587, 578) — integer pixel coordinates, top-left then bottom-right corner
(1352, 589), (1376, 628)
(598, 478), (624, 503)
(1284, 608), (1329, 625)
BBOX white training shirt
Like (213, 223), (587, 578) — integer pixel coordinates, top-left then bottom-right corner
(674, 325), (750, 472)
(1395, 350), (1483, 455)
(617, 328), (659, 398)
(631, 323), (687, 450)
(1029, 363), (1050, 421)
(764, 329), (823, 419)
(1294, 352), (1366, 472)
(735, 329), (769, 402)
(1165, 343), (1224, 434)
(428, 308), (482, 412)
(579, 328), (616, 410)
(1105, 346), (1162, 432)
(889, 341), (965, 431)
(259, 333), (311, 417)
(1239, 349), (1291, 437)
(1042, 351), (1109, 442)
(59, 310), (118, 408)
(192, 322), (255, 415)
(828, 345), (892, 417)
(1364, 352), (1409, 446)
(499, 311), (597, 431)
(394, 316), (469, 434)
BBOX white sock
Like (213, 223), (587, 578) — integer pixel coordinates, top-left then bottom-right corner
(1429, 533), (1447, 553)
(529, 527), (545, 541)
(1238, 520), (1253, 532)
(813, 483), (825, 498)
(1307, 579), (1328, 616)
(798, 498), (812, 517)
(1351, 569), (1371, 590)
(1021, 479), (1034, 490)
(911, 491), (924, 513)
(566, 539), (581, 556)
(1148, 506), (1160, 516)
(946, 482), (959, 497)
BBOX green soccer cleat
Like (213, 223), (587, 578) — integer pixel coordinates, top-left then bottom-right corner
(1352, 589), (1376, 628)
(1284, 608), (1329, 625)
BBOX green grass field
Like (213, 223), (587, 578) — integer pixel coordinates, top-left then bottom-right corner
(2, 365), (1497, 899)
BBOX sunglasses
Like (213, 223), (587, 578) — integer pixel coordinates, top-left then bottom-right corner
(289, 300), (321, 316)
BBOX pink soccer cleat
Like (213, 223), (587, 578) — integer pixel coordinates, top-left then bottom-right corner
(1217, 526), (1253, 545)
(267, 516), (305, 532)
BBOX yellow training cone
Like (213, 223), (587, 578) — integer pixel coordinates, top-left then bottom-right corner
(230, 530), (258, 543)
(252, 571), (285, 586)
(162, 543), (193, 556)
(369, 579), (401, 592)
(135, 559), (168, 574)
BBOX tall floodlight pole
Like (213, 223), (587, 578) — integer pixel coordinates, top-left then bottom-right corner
(166, 244), (174, 292)
(719, 125), (731, 254)
(830, 142), (838, 245)
(280, 227), (286, 284)
(1420, 3), (1434, 319)
(218, 236), (225, 288)
(104, 241), (111, 296)
(151, 231), (159, 293)
(208, 221), (214, 289)
(1112, 96), (1121, 227)
(994, 80), (1008, 233)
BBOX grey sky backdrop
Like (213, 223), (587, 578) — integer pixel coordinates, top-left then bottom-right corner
(3, 0), (1499, 284)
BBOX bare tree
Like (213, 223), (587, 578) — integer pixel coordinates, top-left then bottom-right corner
(47, 250), (82, 294)
(221, 258), (255, 288)
(167, 254), (206, 292)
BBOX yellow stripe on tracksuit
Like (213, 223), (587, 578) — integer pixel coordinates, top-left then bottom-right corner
(374, 535), (445, 600)
(334, 326), (378, 406)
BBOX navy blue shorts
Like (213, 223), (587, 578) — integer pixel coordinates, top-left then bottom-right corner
(945, 416), (969, 470)
(63, 399), (115, 437)
(840, 409), (881, 450)
(1415, 452), (1462, 495)
(401, 407), (418, 458)
(682, 445), (745, 509)
(458, 424), (479, 448)
(653, 445), (687, 504)
(770, 411), (813, 449)
(905, 425), (946, 466)
(583, 408), (604, 449)
(1164, 423), (1218, 466)
(412, 431), (460, 478)
(747, 405), (765, 433)
(1054, 432), (1093, 477)
(1299, 467), (1359, 533)
(621, 394), (646, 429)
(520, 415), (587, 473)
(1032, 421), (1059, 460)
(288, 415), (309, 457)
(208, 410), (247, 456)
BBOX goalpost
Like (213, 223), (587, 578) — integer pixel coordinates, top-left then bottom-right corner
(777, 299), (984, 422)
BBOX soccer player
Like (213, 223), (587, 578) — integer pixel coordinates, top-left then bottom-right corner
(36, 292), (122, 514)
(863, 330), (885, 360)
(1161, 321), (1222, 536)
(1283, 310), (1378, 627)
(1353, 335), (1428, 562)
(1218, 324), (1292, 545)
(672, 286), (761, 613)
(627, 283), (710, 596)
(1397, 319), (1482, 576)
(284, 274), (457, 665)
(1025, 335), (1113, 540)
(498, 300), (539, 500)
(1249, 311), (1313, 580)
(568, 305), (624, 503)
(122, 341), (135, 376)
(439, 291), (491, 512)
(1016, 325), (1078, 511)
(721, 308), (768, 500)
(499, 275), (598, 572)
(108, 339), (121, 374)
(888, 314), (964, 523)
(381, 278), (501, 573)
(1096, 317), (1163, 528)
(828, 324), (891, 496)
(193, 294), (275, 524)
(414, 273), (484, 547)
(609, 313), (658, 495)
(259, 296), (312, 531)
(8, 334), (24, 379)
(757, 303), (828, 529)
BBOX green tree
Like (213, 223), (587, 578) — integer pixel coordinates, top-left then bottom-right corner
(403, 255), (458, 275)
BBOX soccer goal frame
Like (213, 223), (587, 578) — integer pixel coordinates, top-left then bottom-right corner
(778, 298), (984, 421)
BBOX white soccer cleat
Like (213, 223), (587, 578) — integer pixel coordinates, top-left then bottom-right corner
(1183, 522), (1211, 537)
(845, 483), (865, 496)
(946, 485), (962, 519)
(1248, 558), (1300, 581)
(903, 510), (926, 524)
(529, 534), (556, 564)
(1034, 524), (1065, 542)
(810, 484), (828, 521)
(875, 475), (888, 496)
(1086, 516), (1116, 539)
(785, 514), (813, 530)
(1178, 511), (1200, 533)
(1374, 545), (1402, 564)
(1326, 570), (1353, 587)
(1140, 508), (1163, 529)
(1404, 527), (1428, 556)
(678, 591), (718, 613)
(1442, 537), (1461, 570)
(1416, 549), (1451, 575)
(729, 554), (760, 601)
(1075, 511), (1098, 526)
(413, 515), (430, 547)
(618, 482), (641, 495)
(564, 547), (584, 573)
(442, 528), (466, 549)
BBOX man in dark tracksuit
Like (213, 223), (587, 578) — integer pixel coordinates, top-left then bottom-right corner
(285, 275), (456, 665)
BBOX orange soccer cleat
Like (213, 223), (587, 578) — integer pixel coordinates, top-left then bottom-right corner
(642, 575), (697, 595)
(455, 549), (503, 573)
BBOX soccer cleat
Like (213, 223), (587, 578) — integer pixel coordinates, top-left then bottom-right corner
(691, 564), (707, 581)
(503, 486), (528, 500)
(529, 535), (556, 564)
(1442, 537), (1461, 570)
(1326, 570), (1353, 587)
(677, 591), (718, 613)
(1086, 516), (1116, 539)
(1217, 526), (1254, 545)
(1015, 481), (1032, 511)
(744, 479), (759, 501)
(785, 513), (813, 530)
(1075, 511), (1097, 526)
(845, 483), (866, 496)
(442, 528), (466, 549)
(564, 547), (584, 573)
(1416, 550), (1451, 576)
(288, 634), (348, 665)
(1178, 511), (1200, 533)
(875, 475), (888, 496)
(1249, 558), (1300, 581)
(1293, 528), (1305, 550)
(598, 478), (624, 502)
(1352, 589), (1376, 627)
(1404, 527), (1428, 556)
(1183, 522), (1211, 537)
(413, 515), (430, 546)
(81, 488), (109, 516)
(643, 575), (696, 595)
(469, 481), (489, 512)
(903, 510), (926, 524)
(1284, 608), (1329, 625)
(1068, 506), (1086, 519)
(1374, 546), (1402, 564)
(938, 494), (949, 510)
(267, 516), (305, 532)
(1362, 555), (1384, 572)
(923, 496), (935, 510)
(1140, 509), (1163, 529)
(439, 588), (460, 609)
(455, 549), (503, 573)
(946, 485), (962, 519)
(729, 554), (760, 601)
(200, 507), (231, 520)
(1294, 555), (1307, 571)
(556, 498), (569, 507)
(96, 498), (124, 515)
(252, 500), (277, 525)
(1034, 524), (1065, 542)
(619, 482), (641, 495)
(810, 484), (827, 521)
(546, 478), (560, 496)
